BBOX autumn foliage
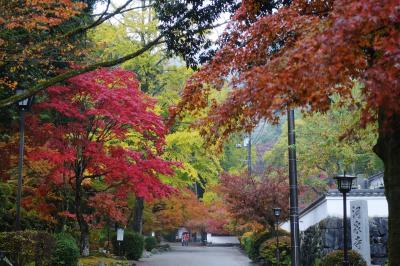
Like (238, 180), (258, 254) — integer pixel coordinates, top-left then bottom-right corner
(151, 191), (207, 231)
(1, 1), (84, 30)
(26, 68), (175, 254)
(173, 0), (399, 263)
(173, 0), (399, 140)
(218, 168), (289, 229)
(0, 0), (86, 91)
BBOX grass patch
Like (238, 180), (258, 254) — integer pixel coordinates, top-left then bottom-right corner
(78, 256), (130, 266)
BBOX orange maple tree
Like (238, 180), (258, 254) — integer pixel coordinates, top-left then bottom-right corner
(173, 0), (399, 263)
(0, 0), (86, 91)
(146, 189), (233, 235)
(151, 190), (207, 232)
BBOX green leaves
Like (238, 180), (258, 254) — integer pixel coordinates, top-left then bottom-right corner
(264, 88), (383, 195)
(163, 130), (221, 188)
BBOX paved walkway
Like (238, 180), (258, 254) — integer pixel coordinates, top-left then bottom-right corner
(135, 244), (256, 266)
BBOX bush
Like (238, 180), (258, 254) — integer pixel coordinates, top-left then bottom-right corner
(51, 233), (80, 266)
(242, 235), (256, 259)
(320, 250), (367, 266)
(258, 236), (291, 265)
(112, 231), (144, 260)
(144, 236), (158, 251)
(240, 231), (254, 246)
(124, 232), (144, 260)
(241, 231), (263, 259)
(0, 230), (55, 266)
(90, 229), (104, 251)
(242, 229), (289, 261)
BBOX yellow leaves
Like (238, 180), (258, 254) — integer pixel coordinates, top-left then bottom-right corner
(9, 66), (17, 73)
(81, 178), (92, 188)
(27, 159), (53, 177)
(0, 78), (18, 90)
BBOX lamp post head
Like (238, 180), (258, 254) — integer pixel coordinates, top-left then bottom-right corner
(273, 207), (282, 218)
(333, 173), (357, 193)
(16, 88), (34, 110)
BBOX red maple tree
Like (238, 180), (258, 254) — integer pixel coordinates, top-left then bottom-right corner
(219, 168), (289, 229)
(173, 0), (399, 262)
(27, 68), (175, 255)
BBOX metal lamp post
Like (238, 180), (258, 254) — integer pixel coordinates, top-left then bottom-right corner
(287, 108), (300, 265)
(273, 207), (282, 266)
(333, 172), (357, 266)
(116, 228), (124, 257)
(15, 88), (34, 231)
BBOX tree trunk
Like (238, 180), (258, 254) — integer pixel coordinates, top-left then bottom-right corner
(132, 197), (144, 234)
(79, 227), (90, 257)
(75, 176), (90, 256)
(373, 110), (400, 266)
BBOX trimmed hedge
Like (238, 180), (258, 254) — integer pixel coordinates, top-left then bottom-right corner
(241, 229), (290, 261)
(259, 235), (291, 265)
(144, 236), (158, 252)
(112, 231), (144, 260)
(320, 250), (367, 266)
(51, 233), (80, 266)
(0, 230), (55, 266)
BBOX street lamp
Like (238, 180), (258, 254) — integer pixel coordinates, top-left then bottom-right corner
(273, 207), (282, 266)
(116, 228), (124, 257)
(15, 88), (34, 231)
(333, 172), (357, 266)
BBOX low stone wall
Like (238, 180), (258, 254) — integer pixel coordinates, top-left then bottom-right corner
(369, 217), (388, 265)
(300, 217), (388, 266)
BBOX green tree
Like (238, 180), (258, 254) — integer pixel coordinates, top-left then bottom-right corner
(163, 130), (222, 192)
(264, 88), (383, 197)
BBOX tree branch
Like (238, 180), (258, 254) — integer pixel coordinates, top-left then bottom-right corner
(63, 0), (135, 38)
(0, 15), (228, 108)
(91, 4), (152, 17)
(0, 35), (164, 108)
(96, 0), (112, 23)
(114, 4), (153, 15)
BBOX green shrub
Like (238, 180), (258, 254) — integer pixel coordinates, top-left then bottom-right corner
(144, 236), (158, 251)
(243, 236), (256, 259)
(0, 230), (55, 266)
(112, 231), (144, 260)
(320, 250), (367, 266)
(51, 233), (80, 266)
(124, 232), (144, 260)
(243, 229), (289, 261)
(259, 235), (291, 265)
(240, 231), (253, 246)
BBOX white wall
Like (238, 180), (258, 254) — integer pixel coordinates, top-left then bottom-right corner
(207, 235), (240, 244)
(281, 199), (329, 232)
(281, 196), (388, 232)
(326, 196), (388, 218)
(299, 199), (328, 231)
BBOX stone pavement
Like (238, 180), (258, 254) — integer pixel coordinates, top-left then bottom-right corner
(134, 243), (256, 266)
